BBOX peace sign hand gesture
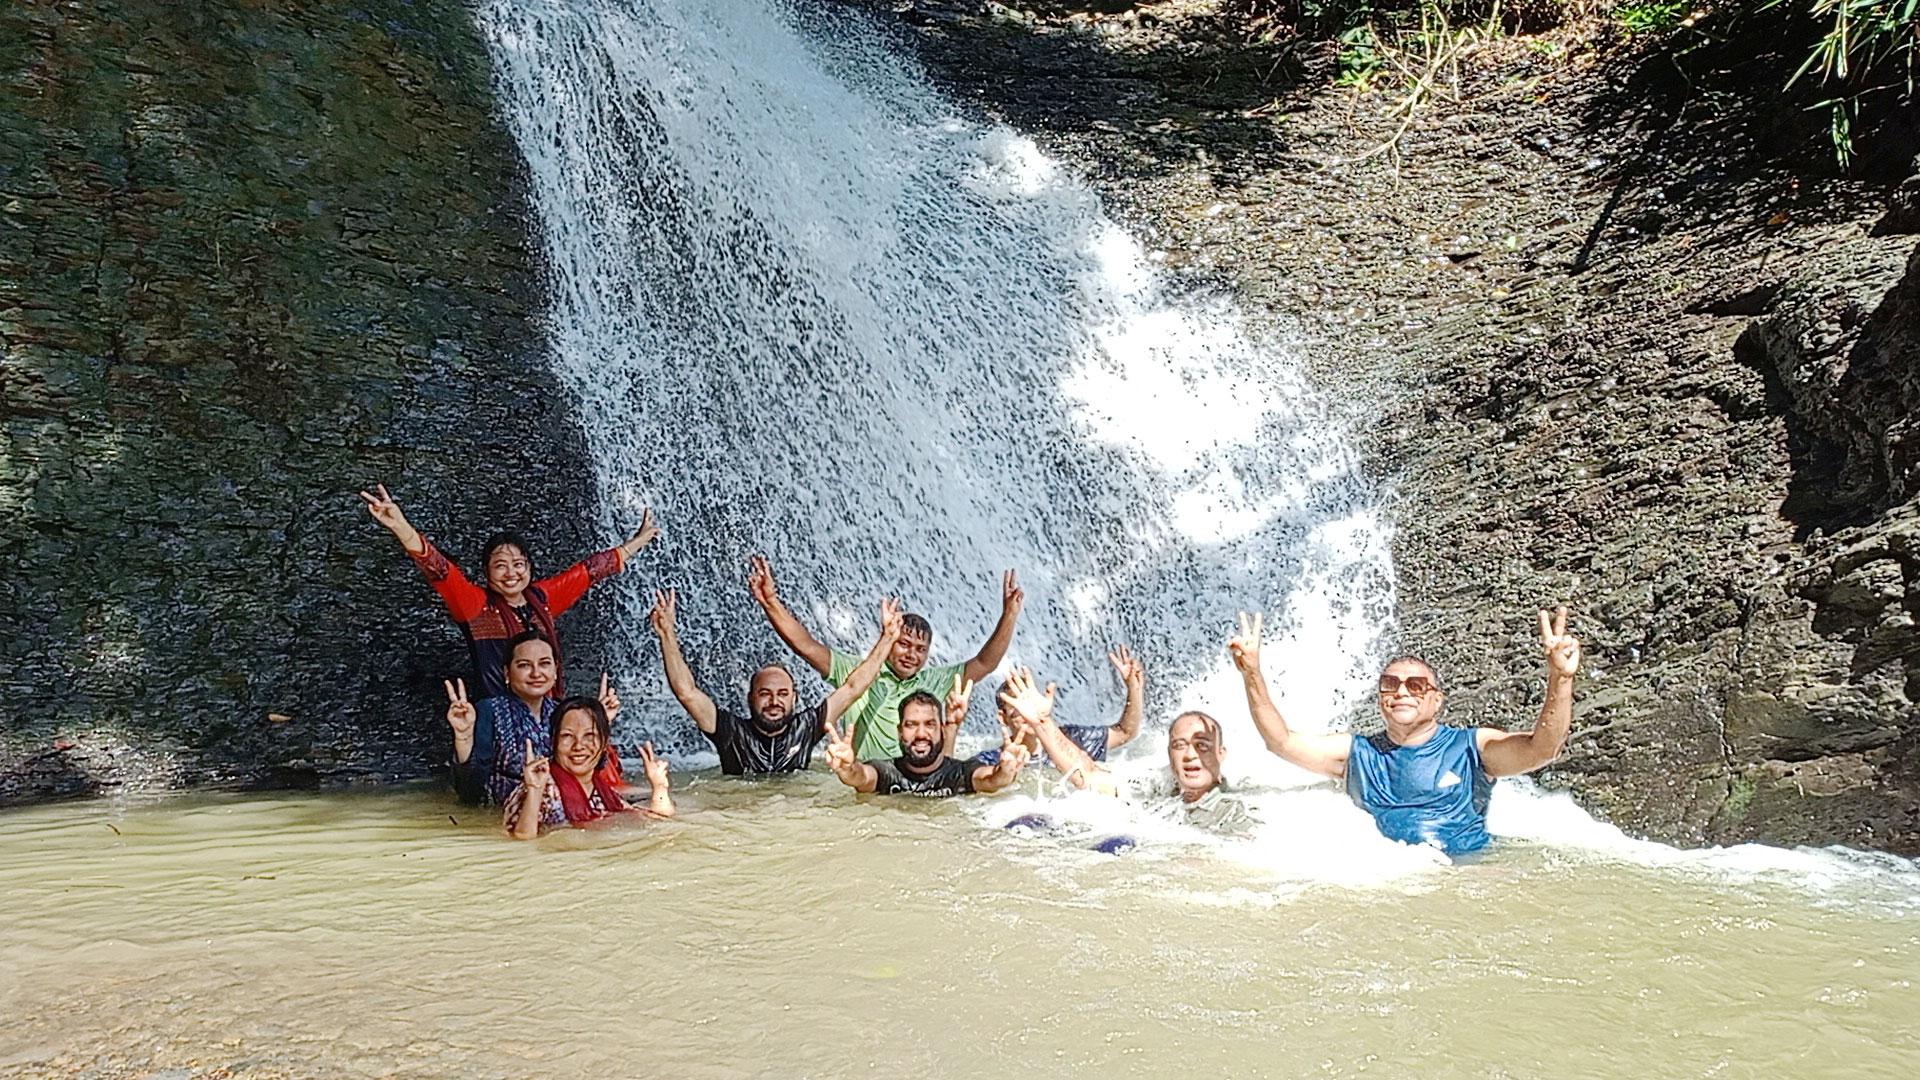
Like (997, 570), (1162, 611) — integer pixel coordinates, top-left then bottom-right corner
(649, 588), (678, 639)
(1538, 605), (1581, 680)
(1108, 644), (1145, 690)
(746, 555), (780, 608)
(443, 678), (476, 737)
(1000, 569), (1024, 616)
(358, 482), (406, 530)
(878, 595), (904, 642)
(944, 673), (974, 730)
(823, 714), (860, 778)
(1227, 611), (1264, 674)
(521, 738), (551, 792)
(996, 719), (1033, 773)
(638, 741), (670, 789)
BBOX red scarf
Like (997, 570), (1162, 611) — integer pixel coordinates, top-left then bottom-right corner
(551, 761), (627, 826)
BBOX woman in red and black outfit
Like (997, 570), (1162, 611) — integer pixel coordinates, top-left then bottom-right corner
(360, 483), (659, 699)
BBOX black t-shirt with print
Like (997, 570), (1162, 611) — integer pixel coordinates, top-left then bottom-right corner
(869, 754), (981, 797)
(705, 702), (828, 775)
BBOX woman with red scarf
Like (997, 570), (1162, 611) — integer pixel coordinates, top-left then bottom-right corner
(359, 483), (660, 699)
(505, 698), (673, 838)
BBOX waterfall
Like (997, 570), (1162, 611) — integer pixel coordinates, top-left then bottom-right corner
(476, 0), (1395, 764)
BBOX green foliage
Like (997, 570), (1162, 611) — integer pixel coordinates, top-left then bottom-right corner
(1772, 0), (1919, 163)
(1336, 24), (1389, 87)
(1615, 0), (1691, 33)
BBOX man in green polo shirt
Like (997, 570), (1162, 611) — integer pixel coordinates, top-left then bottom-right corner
(747, 555), (1023, 761)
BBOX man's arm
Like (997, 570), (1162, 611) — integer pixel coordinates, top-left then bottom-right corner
(648, 589), (719, 734)
(1228, 613), (1350, 778)
(823, 597), (904, 730)
(748, 555), (833, 677)
(1106, 644), (1145, 751)
(961, 570), (1023, 684)
(823, 716), (878, 793)
(1479, 606), (1581, 777)
(998, 669), (1107, 793)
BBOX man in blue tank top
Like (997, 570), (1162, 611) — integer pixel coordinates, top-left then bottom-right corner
(1227, 607), (1582, 856)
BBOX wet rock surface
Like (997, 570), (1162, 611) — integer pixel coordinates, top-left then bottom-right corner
(857, 0), (1920, 851)
(0, 0), (612, 801)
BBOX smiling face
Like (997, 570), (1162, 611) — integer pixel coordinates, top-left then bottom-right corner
(1165, 712), (1224, 798)
(1376, 658), (1445, 735)
(504, 637), (556, 701)
(888, 624), (932, 679)
(553, 707), (605, 783)
(897, 698), (944, 769)
(486, 543), (531, 600)
(748, 665), (797, 728)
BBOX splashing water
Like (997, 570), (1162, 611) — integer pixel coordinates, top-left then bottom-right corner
(478, 0), (1392, 753)
(477, 0), (1920, 898)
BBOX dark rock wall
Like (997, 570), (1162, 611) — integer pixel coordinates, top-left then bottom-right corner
(0, 0), (608, 800)
(854, 1), (1920, 853)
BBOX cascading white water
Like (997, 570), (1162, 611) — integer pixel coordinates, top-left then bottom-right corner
(469, 0), (1920, 893)
(477, 0), (1395, 771)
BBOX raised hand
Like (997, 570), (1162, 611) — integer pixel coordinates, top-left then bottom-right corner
(823, 714), (859, 775)
(521, 738), (551, 792)
(639, 741), (670, 789)
(1001, 569), (1024, 615)
(598, 672), (621, 724)
(944, 672), (974, 730)
(1227, 611), (1264, 674)
(996, 721), (1033, 773)
(443, 678), (476, 737)
(622, 507), (661, 558)
(746, 555), (779, 608)
(878, 595), (904, 641)
(1538, 605), (1581, 679)
(1108, 644), (1145, 690)
(996, 666), (1055, 726)
(357, 483), (411, 535)
(648, 588), (678, 639)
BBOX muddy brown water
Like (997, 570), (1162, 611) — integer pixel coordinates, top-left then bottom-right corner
(3, 776), (1917, 1078)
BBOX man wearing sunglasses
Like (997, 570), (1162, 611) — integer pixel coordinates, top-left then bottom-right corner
(1227, 607), (1582, 856)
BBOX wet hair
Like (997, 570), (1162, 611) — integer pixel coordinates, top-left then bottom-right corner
(898, 689), (943, 723)
(504, 629), (551, 666)
(548, 696), (611, 770)
(1170, 709), (1223, 745)
(482, 531), (533, 571)
(899, 613), (933, 642)
(1380, 654), (1444, 690)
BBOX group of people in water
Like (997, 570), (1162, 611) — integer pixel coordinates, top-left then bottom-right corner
(361, 484), (1581, 856)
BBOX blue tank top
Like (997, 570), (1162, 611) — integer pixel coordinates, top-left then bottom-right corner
(1344, 725), (1493, 856)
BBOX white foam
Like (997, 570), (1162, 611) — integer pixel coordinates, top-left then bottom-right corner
(476, 0), (1920, 911)
(478, 0), (1393, 761)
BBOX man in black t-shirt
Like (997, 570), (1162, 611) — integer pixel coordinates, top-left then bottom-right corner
(826, 687), (1030, 798)
(650, 589), (903, 775)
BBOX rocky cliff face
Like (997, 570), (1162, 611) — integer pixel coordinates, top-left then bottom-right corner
(858, 0), (1920, 852)
(0, 0), (610, 800)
